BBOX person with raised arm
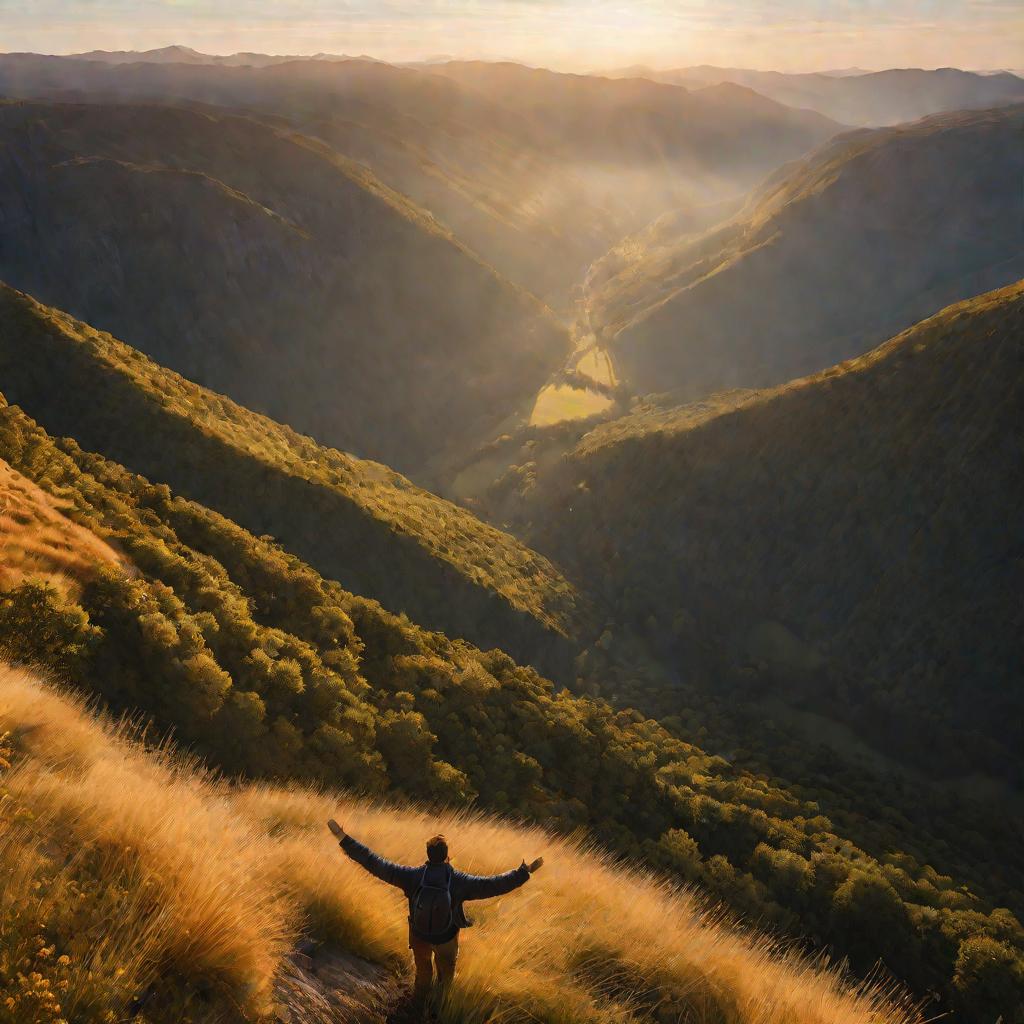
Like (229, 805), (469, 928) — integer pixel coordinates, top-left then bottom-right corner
(327, 819), (542, 1007)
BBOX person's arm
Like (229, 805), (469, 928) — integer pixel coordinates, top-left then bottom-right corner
(327, 820), (420, 891)
(457, 856), (544, 900)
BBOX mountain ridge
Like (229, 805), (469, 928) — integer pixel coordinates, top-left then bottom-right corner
(63, 43), (384, 66)
(0, 52), (842, 307)
(598, 63), (1024, 124)
(0, 282), (590, 674)
(587, 103), (1024, 401)
(519, 280), (1024, 780)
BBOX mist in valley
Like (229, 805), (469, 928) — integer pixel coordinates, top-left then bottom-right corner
(0, 3), (1022, 1022)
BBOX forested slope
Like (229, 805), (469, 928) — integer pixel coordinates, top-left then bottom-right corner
(0, 283), (588, 674)
(525, 281), (1024, 784)
(0, 297), (1021, 1017)
(589, 104), (1024, 399)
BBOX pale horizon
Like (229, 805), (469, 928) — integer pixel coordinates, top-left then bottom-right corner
(3, 1), (1022, 74)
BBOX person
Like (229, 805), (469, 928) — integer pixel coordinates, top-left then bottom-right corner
(327, 819), (542, 1006)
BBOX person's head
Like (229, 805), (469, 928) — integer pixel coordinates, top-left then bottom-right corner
(426, 834), (449, 864)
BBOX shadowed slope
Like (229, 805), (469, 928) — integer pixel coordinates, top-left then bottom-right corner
(589, 105), (1024, 400)
(0, 99), (570, 475)
(528, 281), (1024, 778)
(0, 54), (840, 306)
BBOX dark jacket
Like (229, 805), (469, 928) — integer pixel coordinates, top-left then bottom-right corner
(340, 834), (530, 944)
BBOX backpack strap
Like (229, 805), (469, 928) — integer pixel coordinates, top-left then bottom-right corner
(418, 864), (453, 886)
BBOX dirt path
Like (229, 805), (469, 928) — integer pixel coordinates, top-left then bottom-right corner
(277, 945), (404, 1024)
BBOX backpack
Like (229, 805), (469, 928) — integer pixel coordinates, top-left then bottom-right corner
(411, 864), (454, 940)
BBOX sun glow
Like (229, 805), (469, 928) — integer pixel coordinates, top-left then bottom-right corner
(6, 1), (1023, 72)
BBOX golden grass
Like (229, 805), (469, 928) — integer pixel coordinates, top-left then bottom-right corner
(0, 665), (919, 1024)
(0, 459), (123, 598)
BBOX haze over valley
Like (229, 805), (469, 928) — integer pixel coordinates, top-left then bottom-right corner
(0, 6), (1022, 1022)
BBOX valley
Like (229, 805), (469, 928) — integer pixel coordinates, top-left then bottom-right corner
(0, 33), (1021, 1024)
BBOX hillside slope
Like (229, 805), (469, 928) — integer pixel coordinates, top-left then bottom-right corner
(0, 350), (1021, 1018)
(0, 457), (124, 596)
(0, 666), (920, 1024)
(0, 99), (569, 475)
(0, 54), (605, 303)
(0, 283), (588, 673)
(602, 65), (1024, 125)
(588, 104), (1024, 399)
(524, 282), (1024, 782)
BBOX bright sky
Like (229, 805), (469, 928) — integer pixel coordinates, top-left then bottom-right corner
(2, 0), (1021, 72)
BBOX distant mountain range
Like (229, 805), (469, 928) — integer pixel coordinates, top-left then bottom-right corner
(599, 64), (1024, 125)
(30, 47), (1024, 128)
(65, 43), (384, 66)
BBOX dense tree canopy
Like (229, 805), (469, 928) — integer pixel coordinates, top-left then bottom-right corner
(0, 396), (1021, 1021)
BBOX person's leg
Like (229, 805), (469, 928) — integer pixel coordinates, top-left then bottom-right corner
(433, 934), (459, 996)
(409, 935), (434, 1005)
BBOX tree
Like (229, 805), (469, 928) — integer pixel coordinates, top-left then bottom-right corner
(0, 581), (99, 678)
(952, 936), (1024, 1024)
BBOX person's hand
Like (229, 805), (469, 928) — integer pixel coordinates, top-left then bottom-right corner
(327, 819), (346, 839)
(525, 856), (544, 874)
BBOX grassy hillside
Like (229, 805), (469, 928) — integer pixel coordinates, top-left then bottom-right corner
(0, 99), (569, 475)
(0, 54), (839, 308)
(0, 666), (923, 1024)
(0, 356), (1021, 1018)
(0, 458), (123, 597)
(0, 283), (588, 674)
(601, 65), (1024, 125)
(520, 282), (1024, 786)
(588, 104), (1024, 400)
